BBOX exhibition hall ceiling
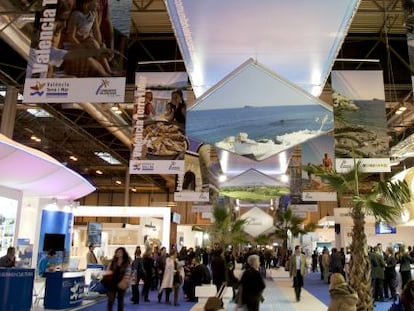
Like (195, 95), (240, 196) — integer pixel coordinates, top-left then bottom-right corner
(0, 0), (413, 193)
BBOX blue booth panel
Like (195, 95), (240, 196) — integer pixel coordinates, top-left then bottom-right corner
(44, 271), (85, 309)
(0, 268), (35, 311)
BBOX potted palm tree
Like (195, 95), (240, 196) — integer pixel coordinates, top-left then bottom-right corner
(273, 208), (316, 267)
(307, 162), (411, 311)
(208, 203), (249, 250)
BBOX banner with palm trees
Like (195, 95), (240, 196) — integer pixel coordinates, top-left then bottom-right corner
(331, 70), (390, 172)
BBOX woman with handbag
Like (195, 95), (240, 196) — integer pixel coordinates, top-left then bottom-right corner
(105, 247), (131, 311)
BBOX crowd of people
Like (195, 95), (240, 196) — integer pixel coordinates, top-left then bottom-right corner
(92, 243), (270, 311)
(6, 240), (414, 311)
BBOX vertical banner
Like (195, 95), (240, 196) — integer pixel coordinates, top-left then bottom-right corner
(331, 71), (390, 172)
(174, 139), (210, 202)
(129, 72), (188, 174)
(23, 0), (132, 103)
(402, 2), (414, 101)
(301, 134), (337, 201)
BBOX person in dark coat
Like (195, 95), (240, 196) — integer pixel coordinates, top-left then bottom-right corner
(142, 249), (154, 302)
(384, 246), (398, 301)
(238, 254), (266, 311)
(105, 247), (131, 311)
(210, 247), (226, 292)
(131, 246), (144, 304)
(327, 273), (358, 311)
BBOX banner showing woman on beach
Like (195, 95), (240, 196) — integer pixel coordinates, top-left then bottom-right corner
(23, 0), (131, 103)
(331, 70), (390, 173)
(301, 134), (337, 201)
(186, 59), (333, 161)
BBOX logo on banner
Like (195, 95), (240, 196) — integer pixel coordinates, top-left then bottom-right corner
(95, 79), (121, 98)
(169, 161), (182, 172)
(132, 162), (155, 172)
(29, 82), (46, 96)
(29, 81), (69, 98)
(69, 280), (84, 302)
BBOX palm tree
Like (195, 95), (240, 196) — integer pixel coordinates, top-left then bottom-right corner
(307, 162), (411, 311)
(273, 208), (316, 266)
(208, 203), (249, 250)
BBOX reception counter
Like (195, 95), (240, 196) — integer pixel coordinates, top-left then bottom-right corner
(44, 270), (85, 309)
(0, 268), (35, 311)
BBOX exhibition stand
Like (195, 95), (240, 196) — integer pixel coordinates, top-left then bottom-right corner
(43, 270), (85, 309)
(0, 268), (35, 311)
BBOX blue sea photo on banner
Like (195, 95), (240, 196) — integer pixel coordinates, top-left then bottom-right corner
(23, 0), (132, 103)
(186, 59), (333, 161)
(331, 70), (390, 172)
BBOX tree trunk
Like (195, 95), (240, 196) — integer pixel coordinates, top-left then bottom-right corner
(349, 207), (373, 311)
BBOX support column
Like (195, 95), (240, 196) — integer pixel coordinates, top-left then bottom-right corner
(0, 85), (18, 138)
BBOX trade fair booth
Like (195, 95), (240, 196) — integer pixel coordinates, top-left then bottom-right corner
(0, 134), (95, 311)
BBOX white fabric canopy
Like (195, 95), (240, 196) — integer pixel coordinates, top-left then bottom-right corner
(0, 134), (95, 199)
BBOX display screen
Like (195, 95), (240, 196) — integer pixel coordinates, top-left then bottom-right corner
(43, 233), (65, 251)
(87, 222), (102, 247)
(171, 212), (181, 224)
(375, 222), (396, 234)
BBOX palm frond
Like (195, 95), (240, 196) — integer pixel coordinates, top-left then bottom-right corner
(364, 201), (401, 222)
(374, 180), (411, 209)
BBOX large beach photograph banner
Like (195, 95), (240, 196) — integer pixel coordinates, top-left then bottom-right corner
(23, 0), (132, 103)
(331, 71), (390, 173)
(129, 72), (189, 175)
(186, 59), (333, 161)
(301, 134), (337, 201)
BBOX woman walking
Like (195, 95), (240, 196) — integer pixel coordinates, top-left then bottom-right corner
(105, 247), (131, 311)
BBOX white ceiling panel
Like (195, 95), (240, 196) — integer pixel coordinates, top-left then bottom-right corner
(165, 0), (360, 97)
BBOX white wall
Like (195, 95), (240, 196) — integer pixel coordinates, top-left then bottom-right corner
(72, 206), (171, 249)
(177, 225), (203, 249)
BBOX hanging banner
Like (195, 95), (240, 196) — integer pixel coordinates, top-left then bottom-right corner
(331, 71), (390, 173)
(129, 72), (189, 174)
(174, 139), (209, 202)
(301, 134), (337, 201)
(23, 0), (132, 103)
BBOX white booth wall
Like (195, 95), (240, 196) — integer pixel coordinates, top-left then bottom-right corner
(334, 207), (414, 249)
(176, 225), (203, 249)
(0, 185), (22, 256)
(71, 206), (171, 269)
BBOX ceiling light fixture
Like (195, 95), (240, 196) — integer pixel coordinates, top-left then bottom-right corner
(111, 104), (123, 114)
(96, 170), (103, 175)
(69, 155), (78, 161)
(30, 135), (41, 142)
(26, 108), (52, 118)
(115, 180), (122, 185)
(94, 151), (121, 165)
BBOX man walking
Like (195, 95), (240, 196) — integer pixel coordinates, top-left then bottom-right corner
(289, 245), (307, 302)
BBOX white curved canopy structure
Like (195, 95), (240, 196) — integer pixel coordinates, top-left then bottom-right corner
(0, 134), (95, 199)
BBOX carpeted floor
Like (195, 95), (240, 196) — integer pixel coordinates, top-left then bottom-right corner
(78, 287), (196, 311)
(78, 272), (396, 311)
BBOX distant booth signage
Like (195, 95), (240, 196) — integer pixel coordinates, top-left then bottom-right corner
(23, 0), (132, 103)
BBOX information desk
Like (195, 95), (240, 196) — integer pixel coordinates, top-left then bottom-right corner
(44, 271), (85, 309)
(0, 268), (35, 311)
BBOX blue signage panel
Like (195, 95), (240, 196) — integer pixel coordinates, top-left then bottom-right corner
(0, 268), (35, 311)
(44, 271), (85, 309)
